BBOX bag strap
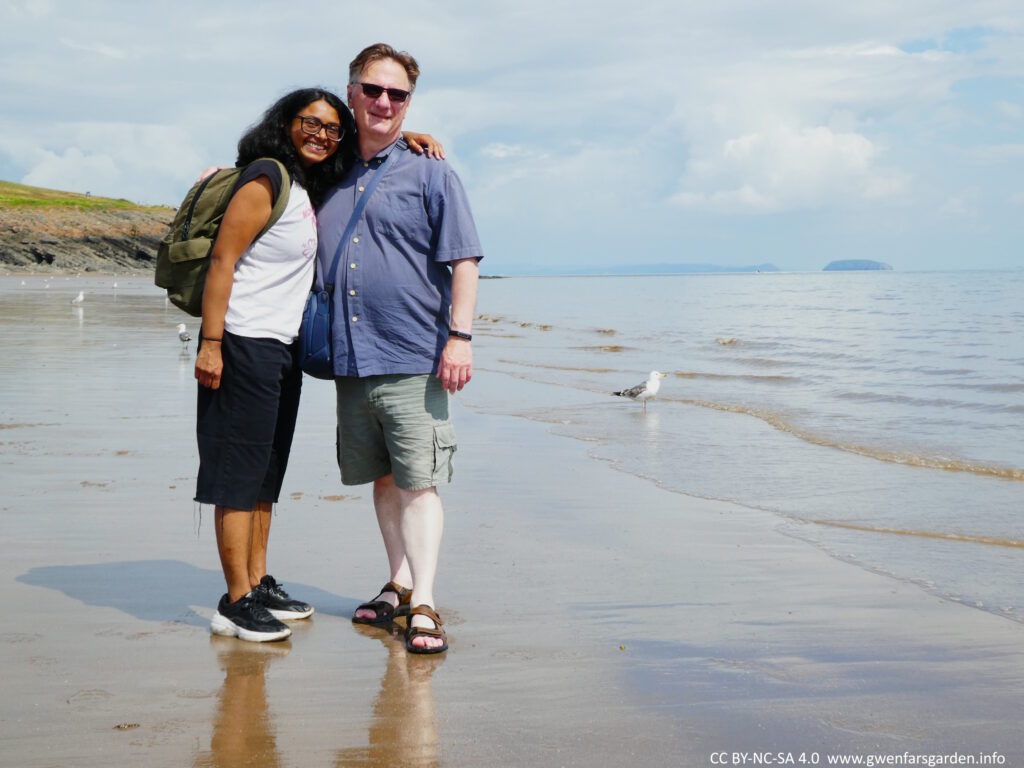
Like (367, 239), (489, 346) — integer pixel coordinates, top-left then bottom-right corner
(322, 148), (400, 293)
(238, 158), (291, 241)
(258, 159), (291, 239)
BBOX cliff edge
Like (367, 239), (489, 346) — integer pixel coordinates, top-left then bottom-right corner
(0, 180), (173, 274)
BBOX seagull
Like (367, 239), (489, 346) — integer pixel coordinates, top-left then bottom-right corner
(612, 370), (668, 412)
(177, 323), (192, 351)
(71, 291), (84, 305)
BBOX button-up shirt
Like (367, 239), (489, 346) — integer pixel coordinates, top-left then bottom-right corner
(316, 139), (483, 377)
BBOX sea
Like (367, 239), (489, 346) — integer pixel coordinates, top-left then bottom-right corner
(471, 270), (1024, 623)
(2, 269), (1021, 624)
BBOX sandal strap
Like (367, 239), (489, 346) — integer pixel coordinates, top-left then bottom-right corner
(408, 604), (443, 628)
(383, 581), (412, 604)
(355, 582), (412, 618)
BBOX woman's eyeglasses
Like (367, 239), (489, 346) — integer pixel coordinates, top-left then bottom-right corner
(296, 115), (344, 141)
(357, 82), (411, 103)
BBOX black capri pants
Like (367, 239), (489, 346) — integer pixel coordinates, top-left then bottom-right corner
(194, 330), (301, 510)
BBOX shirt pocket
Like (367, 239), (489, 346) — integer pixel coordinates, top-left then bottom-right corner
(370, 192), (431, 242)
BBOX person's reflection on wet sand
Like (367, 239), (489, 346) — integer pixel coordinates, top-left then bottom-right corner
(194, 635), (288, 768)
(337, 623), (445, 767)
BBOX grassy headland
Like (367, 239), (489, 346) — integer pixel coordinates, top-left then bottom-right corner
(0, 180), (168, 213)
(0, 179), (173, 273)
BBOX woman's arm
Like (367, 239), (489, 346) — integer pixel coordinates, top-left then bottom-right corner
(403, 132), (446, 160)
(194, 177), (273, 390)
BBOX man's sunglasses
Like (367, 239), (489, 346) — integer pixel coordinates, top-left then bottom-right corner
(296, 115), (344, 141)
(357, 82), (411, 103)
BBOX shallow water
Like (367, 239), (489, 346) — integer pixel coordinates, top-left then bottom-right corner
(4, 271), (1024, 764)
(2, 271), (1022, 622)
(471, 270), (1024, 621)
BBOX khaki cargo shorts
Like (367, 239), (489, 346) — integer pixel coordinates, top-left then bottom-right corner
(335, 374), (457, 491)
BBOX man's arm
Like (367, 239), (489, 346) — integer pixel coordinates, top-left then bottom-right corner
(437, 257), (480, 394)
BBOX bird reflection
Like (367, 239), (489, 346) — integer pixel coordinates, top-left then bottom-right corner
(193, 636), (289, 768)
(336, 623), (444, 767)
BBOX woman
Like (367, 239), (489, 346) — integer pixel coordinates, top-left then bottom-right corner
(195, 88), (439, 642)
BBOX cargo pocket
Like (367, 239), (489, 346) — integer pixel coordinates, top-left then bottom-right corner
(431, 423), (458, 485)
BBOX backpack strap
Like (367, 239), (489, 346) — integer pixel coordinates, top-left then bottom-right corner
(322, 148), (400, 293)
(241, 158), (291, 241)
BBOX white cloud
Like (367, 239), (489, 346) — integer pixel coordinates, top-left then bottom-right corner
(940, 189), (980, 217)
(995, 100), (1023, 120)
(671, 123), (907, 213)
(58, 37), (128, 59)
(0, 121), (207, 204)
(22, 147), (120, 194)
(0, 0), (52, 19)
(0, 1), (1022, 269)
(970, 144), (1024, 161)
(479, 143), (532, 160)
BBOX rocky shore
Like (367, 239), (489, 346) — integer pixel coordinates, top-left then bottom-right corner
(0, 204), (173, 275)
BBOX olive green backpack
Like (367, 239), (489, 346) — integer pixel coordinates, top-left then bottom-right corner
(154, 158), (290, 316)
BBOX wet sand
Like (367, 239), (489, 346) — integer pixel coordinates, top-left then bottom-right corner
(2, 276), (1023, 766)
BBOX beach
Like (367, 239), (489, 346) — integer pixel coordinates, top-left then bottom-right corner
(2, 275), (1023, 766)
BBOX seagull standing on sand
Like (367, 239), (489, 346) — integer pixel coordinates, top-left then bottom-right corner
(177, 323), (192, 351)
(613, 370), (668, 412)
(71, 291), (84, 305)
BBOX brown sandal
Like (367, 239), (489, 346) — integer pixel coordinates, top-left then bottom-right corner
(404, 605), (448, 654)
(352, 581), (412, 625)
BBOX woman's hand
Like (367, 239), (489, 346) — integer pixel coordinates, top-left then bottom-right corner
(195, 342), (224, 389)
(403, 132), (445, 160)
(196, 166), (225, 183)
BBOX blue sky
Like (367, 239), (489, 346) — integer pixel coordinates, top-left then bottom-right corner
(1, 1), (1022, 274)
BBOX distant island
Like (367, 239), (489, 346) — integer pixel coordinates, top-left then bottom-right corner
(823, 260), (893, 271)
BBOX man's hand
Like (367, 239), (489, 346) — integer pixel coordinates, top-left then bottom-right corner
(437, 337), (472, 393)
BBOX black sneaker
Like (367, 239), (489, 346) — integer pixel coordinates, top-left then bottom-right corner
(210, 593), (292, 642)
(252, 575), (314, 621)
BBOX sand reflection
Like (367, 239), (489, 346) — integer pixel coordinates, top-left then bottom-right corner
(194, 636), (289, 768)
(336, 624), (445, 767)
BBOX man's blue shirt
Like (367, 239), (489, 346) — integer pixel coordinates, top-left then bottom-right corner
(316, 139), (483, 377)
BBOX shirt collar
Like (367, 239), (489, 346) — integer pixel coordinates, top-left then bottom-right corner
(354, 136), (407, 166)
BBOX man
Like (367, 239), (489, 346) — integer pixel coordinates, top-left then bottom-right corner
(316, 43), (482, 654)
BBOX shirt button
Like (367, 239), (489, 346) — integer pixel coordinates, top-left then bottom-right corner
(358, 185), (365, 192)
(352, 316), (358, 323)
(352, 236), (359, 243)
(349, 289), (356, 296)
(363, 162), (369, 168)
(350, 263), (356, 269)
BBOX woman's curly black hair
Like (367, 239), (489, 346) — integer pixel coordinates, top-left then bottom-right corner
(236, 87), (356, 207)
